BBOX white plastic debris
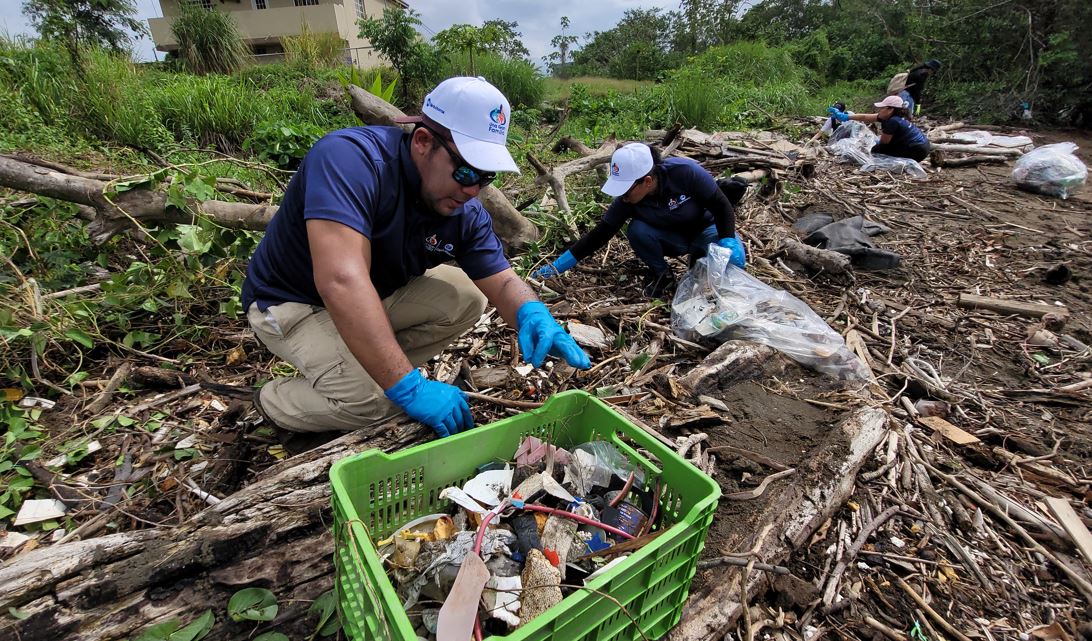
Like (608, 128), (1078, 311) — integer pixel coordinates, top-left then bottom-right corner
(0, 531), (31, 550)
(513, 364), (535, 377)
(438, 487), (487, 514)
(45, 440), (102, 468)
(461, 468), (512, 507)
(14, 499), (67, 525)
(175, 434), (199, 449)
(18, 396), (56, 410)
(585, 555), (628, 583)
(566, 323), (610, 349)
(482, 575), (522, 627)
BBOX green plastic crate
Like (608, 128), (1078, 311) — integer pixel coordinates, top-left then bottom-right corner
(330, 390), (720, 641)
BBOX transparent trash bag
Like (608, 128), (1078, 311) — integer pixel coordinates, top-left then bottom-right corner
(671, 245), (870, 381)
(565, 442), (645, 496)
(826, 120), (876, 166)
(861, 154), (927, 179)
(1012, 142), (1087, 199)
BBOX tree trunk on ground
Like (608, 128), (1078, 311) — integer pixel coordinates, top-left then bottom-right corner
(347, 86), (540, 249)
(0, 418), (432, 641)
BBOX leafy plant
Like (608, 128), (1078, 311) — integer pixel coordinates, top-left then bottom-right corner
(0, 403), (44, 522)
(132, 610), (214, 641)
(307, 589), (341, 639)
(228, 588), (278, 622)
(244, 120), (325, 169)
(366, 71), (397, 103)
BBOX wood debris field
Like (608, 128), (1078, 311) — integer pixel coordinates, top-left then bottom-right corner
(1, 121), (1090, 641)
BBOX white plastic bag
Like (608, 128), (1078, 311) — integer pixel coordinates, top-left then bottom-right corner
(671, 245), (870, 381)
(825, 120), (876, 166)
(861, 154), (927, 179)
(1012, 142), (1087, 199)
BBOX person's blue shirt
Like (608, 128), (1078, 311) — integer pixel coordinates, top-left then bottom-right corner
(242, 126), (510, 312)
(897, 90), (915, 116)
(602, 157), (719, 232)
(881, 116), (928, 148)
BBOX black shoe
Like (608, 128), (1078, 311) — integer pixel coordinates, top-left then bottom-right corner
(642, 270), (676, 299)
(253, 387), (339, 455)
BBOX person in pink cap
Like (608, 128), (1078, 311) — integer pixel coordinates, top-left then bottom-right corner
(243, 77), (590, 442)
(829, 96), (930, 161)
(535, 142), (749, 298)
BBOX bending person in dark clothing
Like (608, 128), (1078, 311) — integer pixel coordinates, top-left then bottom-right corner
(904, 59), (941, 116)
(831, 96), (930, 161)
(535, 142), (747, 298)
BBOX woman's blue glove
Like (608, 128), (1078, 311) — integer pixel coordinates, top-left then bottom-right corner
(533, 250), (578, 279)
(516, 301), (592, 369)
(384, 369), (473, 438)
(717, 235), (747, 268)
(834, 111), (850, 122)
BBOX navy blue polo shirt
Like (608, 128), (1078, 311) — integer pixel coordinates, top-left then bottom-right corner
(602, 157), (719, 232)
(881, 116), (928, 148)
(242, 126), (509, 312)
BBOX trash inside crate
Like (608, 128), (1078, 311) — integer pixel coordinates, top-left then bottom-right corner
(330, 389), (720, 641)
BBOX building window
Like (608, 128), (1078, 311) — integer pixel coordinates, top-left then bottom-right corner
(253, 0), (267, 8)
(355, 0), (365, 18)
(188, 0), (213, 9)
(294, 0), (320, 6)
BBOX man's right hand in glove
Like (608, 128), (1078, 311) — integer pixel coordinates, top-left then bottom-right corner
(384, 369), (472, 438)
(533, 250), (577, 279)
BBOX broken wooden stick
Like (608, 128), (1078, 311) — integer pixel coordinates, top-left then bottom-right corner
(527, 138), (617, 218)
(957, 293), (1068, 321)
(778, 238), (852, 275)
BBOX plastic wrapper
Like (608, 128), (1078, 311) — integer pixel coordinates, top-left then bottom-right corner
(861, 154), (927, 179)
(564, 442), (645, 496)
(825, 120), (876, 166)
(671, 245), (870, 381)
(1012, 142), (1087, 199)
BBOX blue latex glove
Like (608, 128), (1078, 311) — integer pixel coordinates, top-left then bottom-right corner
(516, 301), (592, 369)
(827, 106), (850, 122)
(384, 369), (473, 438)
(533, 250), (578, 279)
(717, 235), (747, 268)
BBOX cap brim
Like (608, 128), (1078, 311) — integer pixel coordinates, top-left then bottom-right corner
(601, 175), (635, 197)
(451, 130), (520, 173)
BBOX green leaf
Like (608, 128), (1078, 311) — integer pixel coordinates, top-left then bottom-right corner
(166, 280), (193, 300)
(254, 633), (289, 641)
(64, 328), (95, 349)
(308, 589), (338, 638)
(8, 606), (30, 620)
(0, 505), (15, 520)
(132, 610), (213, 641)
(177, 225), (213, 255)
(228, 587), (278, 622)
(90, 416), (116, 429)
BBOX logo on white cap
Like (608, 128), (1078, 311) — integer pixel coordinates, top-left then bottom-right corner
(418, 76), (518, 174)
(601, 143), (654, 197)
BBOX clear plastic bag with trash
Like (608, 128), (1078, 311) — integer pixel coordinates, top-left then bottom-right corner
(1012, 142), (1087, 199)
(825, 120), (876, 166)
(671, 244), (871, 381)
(860, 154), (927, 179)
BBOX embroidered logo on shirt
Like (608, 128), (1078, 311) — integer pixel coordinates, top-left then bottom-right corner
(667, 194), (690, 210)
(425, 234), (456, 256)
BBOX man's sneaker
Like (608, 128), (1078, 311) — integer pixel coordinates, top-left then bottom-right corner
(642, 270), (676, 299)
(253, 387), (333, 454)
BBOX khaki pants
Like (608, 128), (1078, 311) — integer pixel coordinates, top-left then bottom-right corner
(248, 264), (487, 432)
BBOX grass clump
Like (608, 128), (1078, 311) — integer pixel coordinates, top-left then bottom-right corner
(171, 3), (250, 75)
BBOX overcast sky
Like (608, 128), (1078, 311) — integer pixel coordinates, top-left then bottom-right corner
(0, 0), (680, 64)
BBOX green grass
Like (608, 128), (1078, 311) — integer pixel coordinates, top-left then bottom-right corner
(440, 52), (545, 108)
(545, 76), (654, 102)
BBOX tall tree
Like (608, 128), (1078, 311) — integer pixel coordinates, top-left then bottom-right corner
(23, 0), (147, 62)
(572, 9), (674, 80)
(358, 7), (439, 103)
(545, 16), (579, 78)
(481, 19), (530, 61)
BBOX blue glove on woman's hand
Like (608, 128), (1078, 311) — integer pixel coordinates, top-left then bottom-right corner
(516, 301), (592, 369)
(385, 369), (473, 438)
(533, 250), (578, 279)
(834, 110), (850, 122)
(717, 235), (747, 268)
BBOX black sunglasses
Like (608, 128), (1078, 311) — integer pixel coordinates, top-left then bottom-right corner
(420, 125), (496, 188)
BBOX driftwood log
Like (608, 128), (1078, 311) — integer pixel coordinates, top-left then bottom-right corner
(526, 137), (617, 218)
(777, 238), (853, 274)
(347, 86), (539, 249)
(0, 417), (432, 641)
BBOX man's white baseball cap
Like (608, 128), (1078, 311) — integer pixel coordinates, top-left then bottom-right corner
(601, 142), (654, 197)
(395, 76), (519, 173)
